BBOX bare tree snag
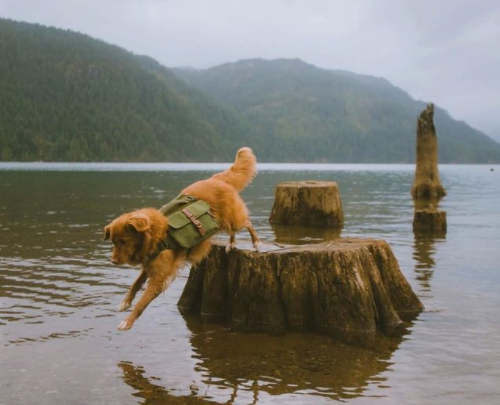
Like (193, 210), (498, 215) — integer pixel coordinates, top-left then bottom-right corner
(269, 181), (344, 228)
(178, 240), (423, 348)
(411, 103), (447, 200)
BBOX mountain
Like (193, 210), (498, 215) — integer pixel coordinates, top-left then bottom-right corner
(1, 18), (499, 163)
(174, 59), (500, 163)
(0, 18), (254, 162)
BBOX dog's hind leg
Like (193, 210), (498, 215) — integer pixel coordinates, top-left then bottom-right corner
(118, 269), (148, 312)
(226, 220), (260, 252)
(245, 219), (261, 251)
(225, 233), (237, 253)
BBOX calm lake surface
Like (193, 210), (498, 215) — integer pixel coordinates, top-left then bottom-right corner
(1, 163), (499, 405)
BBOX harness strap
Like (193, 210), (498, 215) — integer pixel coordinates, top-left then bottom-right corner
(182, 208), (206, 236)
(144, 233), (180, 265)
(156, 234), (177, 251)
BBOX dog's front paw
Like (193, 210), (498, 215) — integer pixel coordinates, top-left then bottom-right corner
(117, 319), (134, 331)
(117, 300), (131, 312)
(253, 241), (262, 252)
(225, 242), (236, 253)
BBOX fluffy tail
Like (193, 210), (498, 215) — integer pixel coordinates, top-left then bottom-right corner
(211, 147), (257, 192)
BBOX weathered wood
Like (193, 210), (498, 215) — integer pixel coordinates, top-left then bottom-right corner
(269, 181), (344, 227)
(411, 103), (447, 200)
(178, 240), (423, 348)
(413, 208), (447, 235)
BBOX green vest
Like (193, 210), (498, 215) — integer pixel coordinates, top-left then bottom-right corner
(157, 194), (219, 251)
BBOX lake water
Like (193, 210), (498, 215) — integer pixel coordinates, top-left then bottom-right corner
(1, 163), (499, 405)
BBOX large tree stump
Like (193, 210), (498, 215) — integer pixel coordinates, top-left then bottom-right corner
(269, 181), (344, 227)
(178, 240), (423, 348)
(411, 103), (447, 200)
(413, 208), (447, 235)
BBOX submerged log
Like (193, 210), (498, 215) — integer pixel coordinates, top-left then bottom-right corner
(269, 181), (344, 228)
(411, 103), (447, 200)
(178, 240), (423, 348)
(413, 208), (447, 235)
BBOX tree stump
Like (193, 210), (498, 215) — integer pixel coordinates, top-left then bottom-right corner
(411, 103), (447, 200)
(413, 209), (447, 235)
(178, 240), (423, 348)
(269, 181), (344, 228)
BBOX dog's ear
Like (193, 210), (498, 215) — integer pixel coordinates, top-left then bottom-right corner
(127, 214), (150, 233)
(103, 225), (111, 241)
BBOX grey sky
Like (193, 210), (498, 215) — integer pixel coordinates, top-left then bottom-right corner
(1, 0), (499, 141)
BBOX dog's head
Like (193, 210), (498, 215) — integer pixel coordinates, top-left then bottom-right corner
(103, 209), (165, 266)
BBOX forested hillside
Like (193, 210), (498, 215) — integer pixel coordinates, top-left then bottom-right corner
(0, 18), (253, 162)
(175, 59), (500, 163)
(1, 18), (499, 163)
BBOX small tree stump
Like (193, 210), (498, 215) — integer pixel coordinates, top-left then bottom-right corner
(413, 209), (447, 235)
(269, 181), (344, 228)
(411, 103), (447, 200)
(178, 240), (423, 348)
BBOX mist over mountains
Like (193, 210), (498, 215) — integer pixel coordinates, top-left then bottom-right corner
(174, 59), (500, 163)
(1, 18), (499, 163)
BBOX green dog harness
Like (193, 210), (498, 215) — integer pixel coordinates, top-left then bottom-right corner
(156, 194), (219, 252)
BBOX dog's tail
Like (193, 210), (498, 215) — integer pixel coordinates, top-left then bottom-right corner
(211, 147), (257, 192)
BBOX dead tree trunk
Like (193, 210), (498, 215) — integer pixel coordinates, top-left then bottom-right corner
(178, 240), (423, 348)
(411, 103), (446, 200)
(269, 181), (344, 228)
(413, 208), (447, 235)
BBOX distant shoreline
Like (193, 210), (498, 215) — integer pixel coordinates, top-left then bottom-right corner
(0, 162), (497, 172)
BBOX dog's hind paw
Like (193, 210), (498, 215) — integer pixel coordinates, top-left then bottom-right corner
(117, 319), (133, 331)
(253, 241), (262, 252)
(117, 300), (131, 312)
(225, 242), (236, 253)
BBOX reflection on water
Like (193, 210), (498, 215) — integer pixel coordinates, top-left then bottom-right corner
(412, 233), (446, 293)
(272, 224), (342, 245)
(1, 164), (500, 405)
(182, 315), (404, 403)
(119, 361), (214, 405)
(117, 315), (407, 405)
(411, 185), (446, 294)
(413, 196), (443, 211)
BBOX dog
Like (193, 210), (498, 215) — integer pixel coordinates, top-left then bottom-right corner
(103, 147), (261, 331)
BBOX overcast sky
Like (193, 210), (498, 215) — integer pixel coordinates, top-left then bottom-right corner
(1, 0), (499, 141)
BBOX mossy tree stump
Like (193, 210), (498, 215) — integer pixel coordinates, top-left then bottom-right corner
(178, 240), (423, 348)
(411, 103), (447, 200)
(269, 181), (344, 228)
(413, 208), (447, 235)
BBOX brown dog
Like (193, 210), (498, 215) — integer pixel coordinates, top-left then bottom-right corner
(103, 147), (260, 331)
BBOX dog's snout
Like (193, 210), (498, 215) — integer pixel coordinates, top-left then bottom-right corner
(111, 258), (119, 265)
